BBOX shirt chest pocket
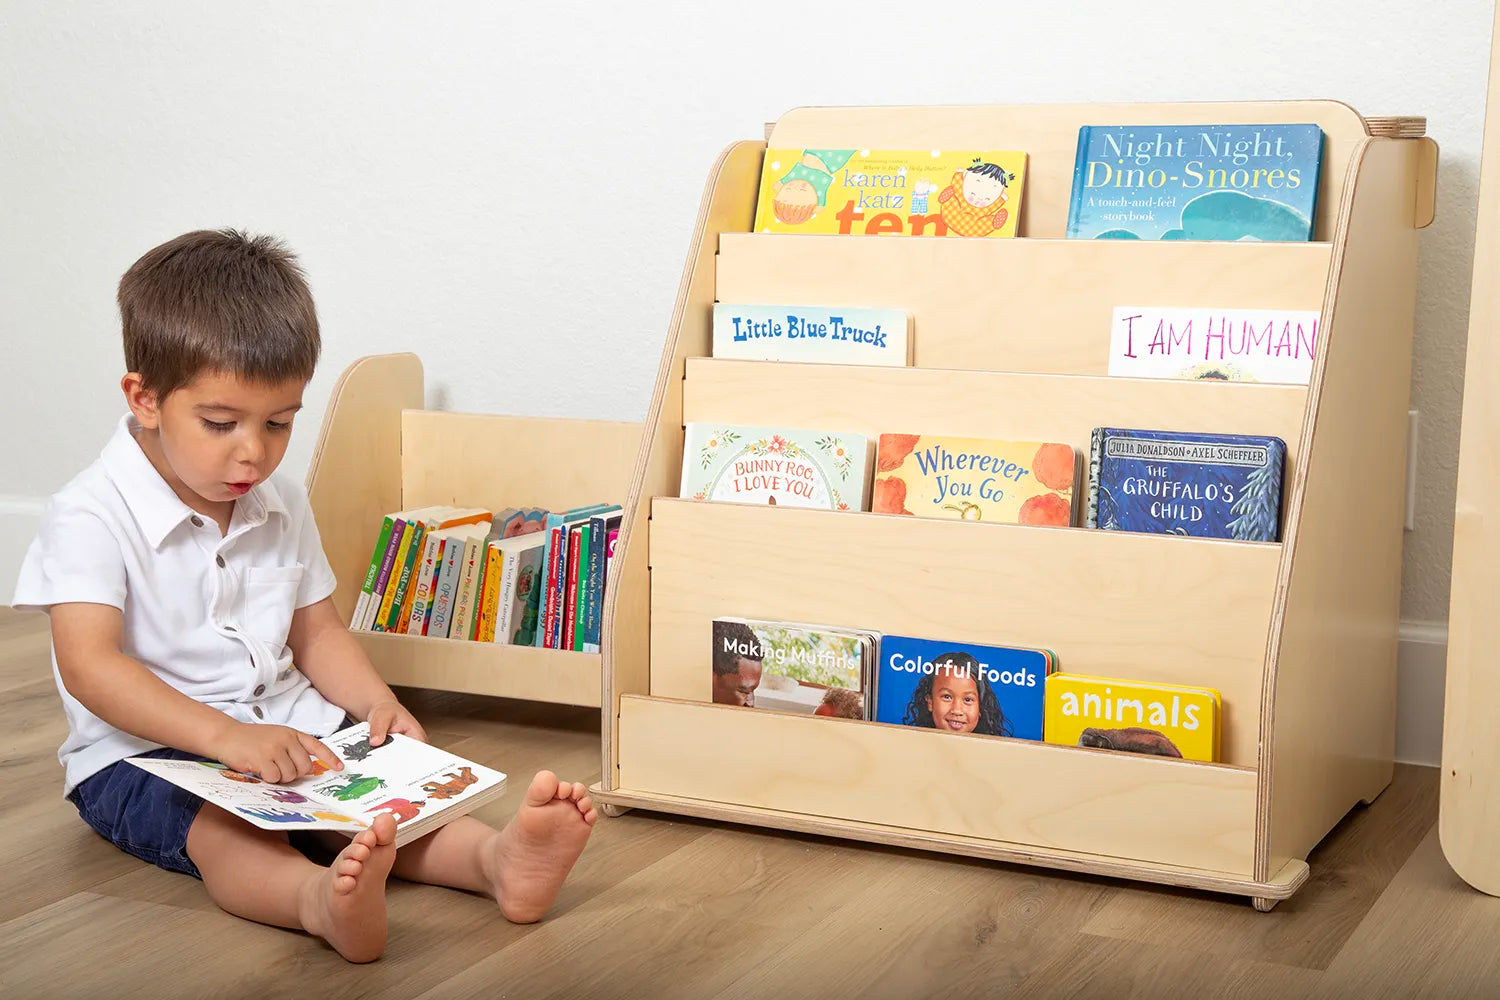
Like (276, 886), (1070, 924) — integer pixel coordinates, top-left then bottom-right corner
(242, 564), (305, 650)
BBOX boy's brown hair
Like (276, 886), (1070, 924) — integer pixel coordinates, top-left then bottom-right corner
(118, 229), (319, 399)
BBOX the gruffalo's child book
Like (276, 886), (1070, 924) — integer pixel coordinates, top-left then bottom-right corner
(872, 433), (1077, 526)
(126, 722), (506, 848)
(873, 635), (1054, 741)
(1086, 427), (1287, 541)
(1067, 124), (1324, 241)
(681, 423), (872, 511)
(1044, 673), (1221, 762)
(712, 618), (877, 720)
(712, 303), (913, 367)
(754, 149), (1029, 237)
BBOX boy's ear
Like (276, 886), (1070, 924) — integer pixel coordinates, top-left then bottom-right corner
(121, 373), (162, 430)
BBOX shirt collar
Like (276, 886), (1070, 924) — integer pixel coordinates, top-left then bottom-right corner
(99, 414), (288, 548)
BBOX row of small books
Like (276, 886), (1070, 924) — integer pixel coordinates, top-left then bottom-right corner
(350, 503), (623, 650)
(755, 123), (1325, 241)
(683, 423), (1287, 543)
(712, 619), (1221, 762)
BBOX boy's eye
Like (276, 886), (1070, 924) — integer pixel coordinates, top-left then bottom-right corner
(201, 419), (234, 433)
(268, 419), (292, 431)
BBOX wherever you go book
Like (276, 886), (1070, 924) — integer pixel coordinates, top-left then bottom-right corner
(872, 433), (1077, 526)
(126, 722), (506, 848)
(1066, 124), (1324, 241)
(872, 635), (1054, 741)
(682, 423), (872, 511)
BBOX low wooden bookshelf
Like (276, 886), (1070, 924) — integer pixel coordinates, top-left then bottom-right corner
(592, 100), (1438, 909)
(305, 352), (640, 707)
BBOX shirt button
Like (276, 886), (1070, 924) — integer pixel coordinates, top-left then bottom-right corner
(253, 684), (265, 696)
(190, 516), (204, 527)
(215, 555), (226, 567)
(224, 625), (236, 632)
(253, 706), (264, 719)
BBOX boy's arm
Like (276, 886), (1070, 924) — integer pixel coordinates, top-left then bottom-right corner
(49, 602), (341, 782)
(287, 597), (427, 744)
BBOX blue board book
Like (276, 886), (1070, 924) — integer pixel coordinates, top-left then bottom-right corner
(873, 635), (1051, 741)
(1086, 427), (1287, 541)
(1066, 124), (1324, 241)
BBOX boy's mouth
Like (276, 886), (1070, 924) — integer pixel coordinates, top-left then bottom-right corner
(228, 481), (254, 496)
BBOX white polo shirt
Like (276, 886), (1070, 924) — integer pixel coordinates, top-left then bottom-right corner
(12, 414), (347, 794)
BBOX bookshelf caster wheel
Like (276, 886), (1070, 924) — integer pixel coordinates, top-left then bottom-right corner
(600, 802), (631, 818)
(1252, 897), (1278, 913)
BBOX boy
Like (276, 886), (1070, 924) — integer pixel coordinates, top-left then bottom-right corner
(11, 229), (596, 963)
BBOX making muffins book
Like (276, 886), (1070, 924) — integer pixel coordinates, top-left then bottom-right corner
(872, 433), (1078, 526)
(711, 618), (877, 720)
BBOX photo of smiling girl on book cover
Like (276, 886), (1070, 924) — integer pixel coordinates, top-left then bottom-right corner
(873, 636), (1052, 741)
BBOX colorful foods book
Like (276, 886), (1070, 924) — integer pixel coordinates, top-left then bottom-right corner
(754, 149), (1028, 237)
(1044, 673), (1221, 762)
(1108, 306), (1320, 384)
(712, 618), (877, 719)
(125, 722), (506, 848)
(712, 303), (912, 367)
(873, 635), (1054, 741)
(1086, 427), (1287, 541)
(682, 423), (871, 511)
(872, 434), (1077, 526)
(1067, 123), (1324, 241)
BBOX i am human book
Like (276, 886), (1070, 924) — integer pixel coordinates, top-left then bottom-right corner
(681, 423), (872, 511)
(1066, 124), (1323, 241)
(872, 433), (1077, 526)
(754, 149), (1028, 237)
(126, 722), (506, 848)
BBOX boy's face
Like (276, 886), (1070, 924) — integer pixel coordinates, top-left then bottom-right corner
(927, 668), (980, 733)
(712, 657), (763, 707)
(125, 369), (306, 511)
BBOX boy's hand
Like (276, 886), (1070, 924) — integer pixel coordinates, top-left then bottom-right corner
(367, 700), (428, 746)
(217, 722), (343, 783)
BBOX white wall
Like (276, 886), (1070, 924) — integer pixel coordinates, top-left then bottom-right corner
(2, 1), (1489, 761)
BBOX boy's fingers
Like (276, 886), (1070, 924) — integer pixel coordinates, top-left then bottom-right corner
(299, 732), (342, 770)
(368, 711), (390, 746)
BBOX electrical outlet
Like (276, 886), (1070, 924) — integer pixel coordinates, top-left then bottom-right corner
(1405, 409), (1419, 531)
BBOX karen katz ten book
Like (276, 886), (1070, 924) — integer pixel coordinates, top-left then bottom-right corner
(872, 433), (1077, 526)
(1067, 124), (1324, 241)
(681, 422), (872, 511)
(755, 149), (1029, 237)
(1086, 427), (1287, 541)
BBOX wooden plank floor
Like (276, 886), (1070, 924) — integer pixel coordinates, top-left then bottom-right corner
(3, 607), (1499, 999)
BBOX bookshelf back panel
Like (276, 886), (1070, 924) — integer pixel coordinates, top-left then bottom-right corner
(682, 359), (1309, 474)
(617, 694), (1257, 874)
(649, 498), (1279, 766)
(400, 411), (639, 513)
(715, 235), (1333, 375)
(765, 100), (1367, 239)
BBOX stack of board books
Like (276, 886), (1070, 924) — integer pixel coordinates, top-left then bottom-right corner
(350, 502), (623, 652)
(711, 618), (1221, 763)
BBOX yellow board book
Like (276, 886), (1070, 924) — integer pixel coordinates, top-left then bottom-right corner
(754, 149), (1028, 237)
(873, 433), (1077, 526)
(1043, 673), (1221, 762)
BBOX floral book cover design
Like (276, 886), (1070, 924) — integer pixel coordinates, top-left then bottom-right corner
(872, 433), (1077, 526)
(754, 149), (1029, 237)
(681, 422), (872, 511)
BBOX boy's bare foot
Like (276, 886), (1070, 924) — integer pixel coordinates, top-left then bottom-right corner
(484, 770), (597, 923)
(300, 812), (397, 962)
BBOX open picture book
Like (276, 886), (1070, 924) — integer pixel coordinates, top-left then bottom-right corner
(126, 721), (507, 848)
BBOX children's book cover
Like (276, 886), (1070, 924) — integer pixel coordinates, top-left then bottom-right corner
(1086, 427), (1287, 541)
(1108, 306), (1320, 385)
(1044, 673), (1220, 762)
(126, 722), (507, 848)
(872, 434), (1077, 526)
(873, 635), (1053, 741)
(1067, 124), (1324, 241)
(682, 423), (872, 511)
(712, 618), (875, 719)
(712, 303), (912, 367)
(754, 149), (1028, 237)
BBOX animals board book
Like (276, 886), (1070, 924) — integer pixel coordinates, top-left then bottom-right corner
(712, 618), (877, 720)
(126, 722), (507, 848)
(1044, 673), (1221, 762)
(872, 434), (1077, 527)
(754, 149), (1028, 237)
(1066, 123), (1323, 241)
(712, 303), (912, 367)
(681, 423), (872, 512)
(1108, 306), (1320, 385)
(1086, 427), (1287, 541)
(872, 635), (1054, 741)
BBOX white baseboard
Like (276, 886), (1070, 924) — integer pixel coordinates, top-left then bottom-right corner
(0, 496), (46, 607)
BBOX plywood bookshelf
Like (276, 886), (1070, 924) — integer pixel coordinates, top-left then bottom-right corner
(593, 101), (1437, 909)
(305, 352), (639, 706)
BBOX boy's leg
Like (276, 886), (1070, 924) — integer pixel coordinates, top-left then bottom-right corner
(186, 803), (398, 963)
(386, 770), (597, 923)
